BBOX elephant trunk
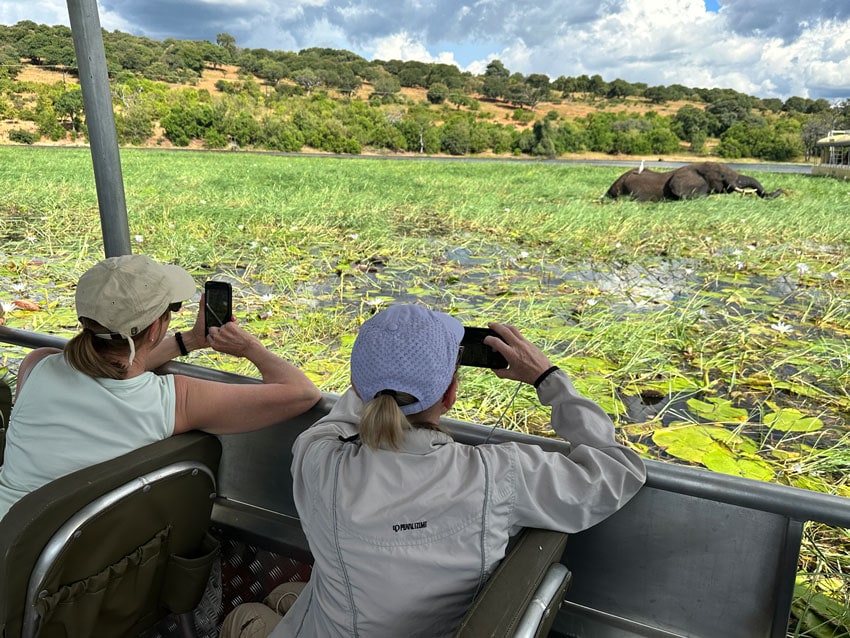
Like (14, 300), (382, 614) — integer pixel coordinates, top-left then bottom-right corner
(734, 175), (782, 199)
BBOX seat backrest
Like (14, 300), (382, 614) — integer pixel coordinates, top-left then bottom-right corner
(454, 528), (570, 638)
(0, 432), (222, 638)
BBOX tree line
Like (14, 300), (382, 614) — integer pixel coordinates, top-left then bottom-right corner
(1, 21), (849, 161)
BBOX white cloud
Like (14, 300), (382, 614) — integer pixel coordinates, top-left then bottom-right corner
(0, 0), (67, 26)
(2, 0), (849, 100)
(368, 31), (462, 67)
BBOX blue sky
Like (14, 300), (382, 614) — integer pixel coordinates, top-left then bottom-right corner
(1, 0), (848, 101)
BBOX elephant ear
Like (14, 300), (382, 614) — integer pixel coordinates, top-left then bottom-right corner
(666, 169), (709, 200)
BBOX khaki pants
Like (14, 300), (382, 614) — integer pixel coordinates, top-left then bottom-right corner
(220, 582), (306, 638)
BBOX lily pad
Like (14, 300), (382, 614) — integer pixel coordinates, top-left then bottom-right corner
(653, 423), (773, 480)
(686, 397), (749, 423)
(763, 408), (823, 433)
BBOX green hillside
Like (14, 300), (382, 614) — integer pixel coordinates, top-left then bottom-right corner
(1, 21), (848, 160)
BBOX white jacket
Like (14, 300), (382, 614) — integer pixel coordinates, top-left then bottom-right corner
(272, 370), (645, 637)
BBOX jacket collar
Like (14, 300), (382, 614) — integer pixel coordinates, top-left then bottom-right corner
(395, 426), (453, 454)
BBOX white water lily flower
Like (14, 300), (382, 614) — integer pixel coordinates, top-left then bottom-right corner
(237, 224), (245, 231)
(736, 261), (745, 270)
(249, 241), (258, 249)
(1, 302), (15, 313)
(199, 199), (207, 205)
(349, 233), (359, 240)
(504, 208), (510, 213)
(770, 321), (793, 334)
(796, 263), (810, 275)
(260, 294), (273, 302)
(519, 251), (529, 259)
(10, 283), (26, 292)
(134, 234), (143, 243)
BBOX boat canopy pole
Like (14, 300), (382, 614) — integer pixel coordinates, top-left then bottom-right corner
(66, 0), (131, 258)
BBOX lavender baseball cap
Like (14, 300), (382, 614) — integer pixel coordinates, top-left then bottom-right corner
(351, 304), (464, 415)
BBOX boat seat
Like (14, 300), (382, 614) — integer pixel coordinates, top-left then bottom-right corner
(0, 376), (11, 465)
(0, 431), (222, 638)
(455, 528), (571, 638)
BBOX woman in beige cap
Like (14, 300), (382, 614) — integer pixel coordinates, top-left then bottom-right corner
(0, 254), (321, 520)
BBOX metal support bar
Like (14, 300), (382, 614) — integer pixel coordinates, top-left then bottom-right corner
(66, 0), (131, 257)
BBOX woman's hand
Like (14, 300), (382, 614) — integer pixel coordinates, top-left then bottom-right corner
(182, 293), (210, 352)
(484, 323), (554, 385)
(206, 320), (263, 359)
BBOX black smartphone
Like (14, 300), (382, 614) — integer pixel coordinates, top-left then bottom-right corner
(204, 281), (232, 335)
(459, 327), (508, 368)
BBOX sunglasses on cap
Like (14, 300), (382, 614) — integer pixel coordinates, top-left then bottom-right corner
(168, 301), (182, 312)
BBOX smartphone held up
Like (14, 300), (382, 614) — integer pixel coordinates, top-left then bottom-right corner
(459, 327), (508, 369)
(204, 281), (232, 335)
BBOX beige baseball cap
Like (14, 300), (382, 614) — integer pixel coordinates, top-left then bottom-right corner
(76, 254), (196, 338)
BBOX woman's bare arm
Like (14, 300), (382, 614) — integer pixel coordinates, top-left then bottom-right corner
(172, 322), (322, 435)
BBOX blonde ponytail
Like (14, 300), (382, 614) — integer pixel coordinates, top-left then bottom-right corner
(360, 391), (417, 450)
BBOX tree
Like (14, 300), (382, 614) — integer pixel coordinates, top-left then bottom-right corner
(482, 60), (510, 101)
(0, 43), (21, 79)
(482, 75), (507, 101)
(54, 88), (85, 132)
(260, 59), (289, 87)
(606, 79), (634, 100)
(525, 73), (551, 91)
(484, 60), (510, 79)
(371, 73), (401, 101)
(115, 105), (155, 145)
(782, 96), (809, 113)
(440, 117), (471, 155)
(531, 119), (557, 157)
(801, 114), (836, 161)
(34, 95), (65, 141)
(448, 92), (473, 110)
(426, 63), (466, 90)
(426, 83), (449, 105)
(396, 106), (439, 154)
(588, 75), (609, 98)
(294, 68), (322, 94)
(705, 95), (754, 136)
(505, 81), (546, 110)
(672, 105), (711, 143)
(335, 69), (362, 97)
(216, 33), (238, 62)
(644, 85), (674, 104)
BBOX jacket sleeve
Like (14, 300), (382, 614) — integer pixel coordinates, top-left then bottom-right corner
(289, 388), (363, 523)
(497, 369), (646, 533)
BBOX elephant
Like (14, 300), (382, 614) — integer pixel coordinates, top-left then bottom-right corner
(605, 162), (783, 202)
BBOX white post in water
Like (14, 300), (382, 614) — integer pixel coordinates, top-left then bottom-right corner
(66, 0), (131, 257)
